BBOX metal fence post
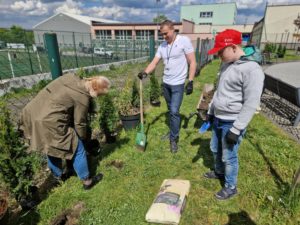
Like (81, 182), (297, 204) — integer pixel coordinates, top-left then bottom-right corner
(24, 30), (34, 75)
(196, 37), (200, 65)
(44, 33), (62, 79)
(72, 32), (79, 68)
(125, 39), (128, 60)
(90, 33), (95, 65)
(149, 35), (155, 61)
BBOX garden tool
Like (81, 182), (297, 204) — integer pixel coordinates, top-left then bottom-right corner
(135, 79), (146, 151)
(199, 121), (211, 134)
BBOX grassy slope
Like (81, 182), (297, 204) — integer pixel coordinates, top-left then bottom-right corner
(18, 60), (300, 225)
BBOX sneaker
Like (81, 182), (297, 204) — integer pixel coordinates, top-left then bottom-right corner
(203, 171), (224, 179)
(170, 140), (178, 153)
(215, 186), (237, 200)
(83, 173), (103, 190)
(161, 132), (170, 141)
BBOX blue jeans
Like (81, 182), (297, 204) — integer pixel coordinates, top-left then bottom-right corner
(47, 139), (89, 180)
(210, 117), (246, 189)
(163, 83), (185, 141)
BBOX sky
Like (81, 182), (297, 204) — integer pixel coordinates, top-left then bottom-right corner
(0, 0), (300, 29)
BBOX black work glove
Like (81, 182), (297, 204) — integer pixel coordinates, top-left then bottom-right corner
(185, 80), (193, 95)
(137, 71), (148, 80)
(83, 139), (101, 156)
(225, 130), (239, 145)
(205, 114), (214, 123)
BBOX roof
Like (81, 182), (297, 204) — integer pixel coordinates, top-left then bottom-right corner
(33, 12), (121, 29)
(92, 21), (182, 26)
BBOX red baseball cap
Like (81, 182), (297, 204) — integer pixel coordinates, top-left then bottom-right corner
(207, 29), (242, 55)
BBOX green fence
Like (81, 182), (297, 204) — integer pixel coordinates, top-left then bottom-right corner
(0, 30), (151, 80)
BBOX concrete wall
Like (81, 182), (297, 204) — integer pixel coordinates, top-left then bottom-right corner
(181, 3), (237, 25)
(261, 4), (300, 49)
(0, 57), (148, 96)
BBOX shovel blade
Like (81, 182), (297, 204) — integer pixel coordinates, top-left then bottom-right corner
(199, 121), (211, 134)
(136, 132), (147, 149)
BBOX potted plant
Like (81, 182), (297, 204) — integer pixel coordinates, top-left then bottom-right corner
(149, 74), (161, 107)
(98, 92), (119, 143)
(117, 78), (140, 130)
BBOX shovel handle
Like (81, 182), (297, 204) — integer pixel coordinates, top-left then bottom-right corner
(140, 79), (143, 124)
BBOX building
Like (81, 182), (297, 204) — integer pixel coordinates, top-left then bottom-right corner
(250, 3), (300, 49)
(91, 21), (187, 41)
(33, 12), (121, 46)
(180, 2), (237, 25)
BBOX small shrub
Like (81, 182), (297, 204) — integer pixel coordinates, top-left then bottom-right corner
(98, 93), (119, 134)
(149, 74), (160, 102)
(109, 64), (116, 71)
(117, 78), (140, 116)
(0, 101), (41, 202)
(76, 67), (88, 78)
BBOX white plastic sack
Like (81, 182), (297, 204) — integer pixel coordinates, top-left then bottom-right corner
(145, 179), (190, 225)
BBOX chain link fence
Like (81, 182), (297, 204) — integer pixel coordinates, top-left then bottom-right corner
(0, 30), (151, 80)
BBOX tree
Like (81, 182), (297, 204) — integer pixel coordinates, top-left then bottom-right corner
(153, 14), (168, 23)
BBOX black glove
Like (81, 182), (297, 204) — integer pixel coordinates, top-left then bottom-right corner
(83, 139), (101, 156)
(137, 71), (148, 80)
(225, 130), (239, 145)
(185, 80), (193, 95)
(205, 114), (214, 123)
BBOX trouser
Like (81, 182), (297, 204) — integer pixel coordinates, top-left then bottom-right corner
(210, 117), (246, 188)
(163, 82), (184, 142)
(47, 139), (89, 180)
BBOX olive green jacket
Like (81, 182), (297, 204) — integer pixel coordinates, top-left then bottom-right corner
(19, 73), (91, 159)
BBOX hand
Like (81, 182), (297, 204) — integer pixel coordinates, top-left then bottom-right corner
(205, 114), (214, 123)
(185, 80), (193, 95)
(137, 71), (148, 80)
(225, 130), (239, 145)
(83, 139), (101, 156)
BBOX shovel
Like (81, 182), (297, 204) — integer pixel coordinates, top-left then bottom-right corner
(199, 121), (211, 134)
(135, 79), (146, 151)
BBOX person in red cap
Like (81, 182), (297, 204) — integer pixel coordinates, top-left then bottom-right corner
(203, 29), (265, 200)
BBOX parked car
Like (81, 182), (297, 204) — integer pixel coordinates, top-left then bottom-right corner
(94, 47), (114, 58)
(80, 46), (93, 54)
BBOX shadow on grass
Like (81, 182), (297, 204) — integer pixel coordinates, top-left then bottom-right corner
(227, 210), (256, 225)
(145, 112), (168, 137)
(246, 132), (289, 191)
(88, 137), (130, 176)
(7, 208), (40, 225)
(190, 137), (213, 169)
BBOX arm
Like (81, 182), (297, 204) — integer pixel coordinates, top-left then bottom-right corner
(74, 102), (89, 140)
(231, 68), (265, 134)
(186, 52), (197, 81)
(144, 56), (160, 74)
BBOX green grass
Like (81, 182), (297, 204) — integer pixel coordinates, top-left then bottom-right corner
(11, 60), (300, 225)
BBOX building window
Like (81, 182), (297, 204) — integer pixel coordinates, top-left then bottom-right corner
(95, 30), (112, 40)
(200, 11), (213, 18)
(115, 30), (132, 40)
(136, 30), (154, 40)
(199, 23), (212, 25)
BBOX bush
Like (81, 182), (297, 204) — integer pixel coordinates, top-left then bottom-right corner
(117, 78), (140, 116)
(0, 101), (41, 202)
(264, 42), (273, 53)
(277, 44), (284, 58)
(149, 74), (160, 102)
(98, 93), (119, 134)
